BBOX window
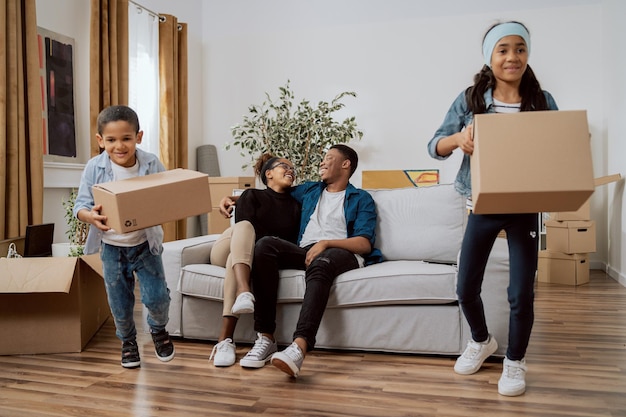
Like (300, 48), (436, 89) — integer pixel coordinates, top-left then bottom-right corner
(128, 2), (160, 157)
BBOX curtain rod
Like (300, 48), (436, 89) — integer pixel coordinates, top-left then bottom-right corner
(129, 0), (160, 20)
(128, 0), (182, 29)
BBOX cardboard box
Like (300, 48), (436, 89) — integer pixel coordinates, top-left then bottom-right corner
(208, 176), (255, 207)
(0, 254), (110, 355)
(537, 250), (589, 285)
(208, 210), (232, 235)
(545, 220), (596, 254)
(93, 169), (212, 233)
(549, 199), (591, 222)
(471, 110), (594, 214)
(206, 176), (255, 234)
(362, 170), (439, 189)
(549, 174), (622, 221)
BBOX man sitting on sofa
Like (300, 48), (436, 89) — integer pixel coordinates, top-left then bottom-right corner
(220, 144), (382, 377)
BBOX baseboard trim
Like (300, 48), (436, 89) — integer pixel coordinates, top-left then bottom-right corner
(607, 264), (626, 288)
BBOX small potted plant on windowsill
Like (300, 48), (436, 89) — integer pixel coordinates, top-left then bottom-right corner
(52, 189), (89, 257)
(227, 80), (363, 182)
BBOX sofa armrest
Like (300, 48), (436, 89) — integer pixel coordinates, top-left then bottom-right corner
(160, 234), (220, 336)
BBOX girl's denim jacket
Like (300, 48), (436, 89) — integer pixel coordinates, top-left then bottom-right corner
(74, 148), (166, 255)
(427, 88), (558, 198)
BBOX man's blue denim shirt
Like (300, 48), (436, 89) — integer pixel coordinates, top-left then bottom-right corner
(427, 88), (558, 198)
(290, 181), (383, 265)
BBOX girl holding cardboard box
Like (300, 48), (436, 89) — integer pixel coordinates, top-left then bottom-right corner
(427, 21), (558, 396)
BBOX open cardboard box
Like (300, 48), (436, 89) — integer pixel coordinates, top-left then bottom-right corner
(471, 110), (594, 214)
(93, 168), (212, 234)
(0, 254), (110, 355)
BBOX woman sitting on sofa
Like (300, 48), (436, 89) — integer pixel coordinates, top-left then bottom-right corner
(209, 153), (301, 367)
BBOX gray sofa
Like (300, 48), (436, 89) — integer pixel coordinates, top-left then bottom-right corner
(160, 183), (511, 356)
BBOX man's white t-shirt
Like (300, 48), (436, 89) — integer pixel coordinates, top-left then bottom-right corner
(300, 189), (364, 267)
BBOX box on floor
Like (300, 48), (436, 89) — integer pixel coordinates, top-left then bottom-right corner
(470, 110), (594, 214)
(538, 250), (589, 286)
(93, 168), (212, 234)
(0, 254), (110, 355)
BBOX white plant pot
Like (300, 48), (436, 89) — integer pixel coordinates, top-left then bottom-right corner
(52, 243), (71, 257)
(51, 243), (84, 257)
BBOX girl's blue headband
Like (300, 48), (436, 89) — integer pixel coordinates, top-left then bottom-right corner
(482, 22), (530, 68)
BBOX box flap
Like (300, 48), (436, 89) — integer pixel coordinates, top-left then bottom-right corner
(0, 257), (78, 293)
(80, 253), (104, 277)
(594, 173), (621, 187)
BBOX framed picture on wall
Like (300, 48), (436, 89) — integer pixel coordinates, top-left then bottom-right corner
(37, 27), (77, 160)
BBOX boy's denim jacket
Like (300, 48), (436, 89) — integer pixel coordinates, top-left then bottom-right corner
(74, 148), (166, 255)
(427, 88), (558, 198)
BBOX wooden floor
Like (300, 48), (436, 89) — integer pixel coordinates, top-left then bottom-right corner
(1, 270), (625, 417)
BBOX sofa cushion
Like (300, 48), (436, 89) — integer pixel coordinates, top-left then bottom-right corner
(367, 184), (466, 263)
(328, 261), (457, 307)
(178, 261), (457, 308)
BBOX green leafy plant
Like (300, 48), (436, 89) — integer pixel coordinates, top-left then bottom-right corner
(62, 189), (89, 257)
(227, 81), (363, 181)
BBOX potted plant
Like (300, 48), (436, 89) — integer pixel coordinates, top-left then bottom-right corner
(52, 189), (89, 257)
(227, 81), (363, 181)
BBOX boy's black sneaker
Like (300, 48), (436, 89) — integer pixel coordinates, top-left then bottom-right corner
(121, 340), (141, 368)
(151, 329), (175, 362)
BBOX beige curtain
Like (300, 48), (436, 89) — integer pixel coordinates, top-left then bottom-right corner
(0, 0), (44, 240)
(159, 15), (189, 242)
(89, 0), (129, 156)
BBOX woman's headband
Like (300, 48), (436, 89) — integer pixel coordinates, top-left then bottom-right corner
(482, 22), (531, 68)
(260, 157), (279, 185)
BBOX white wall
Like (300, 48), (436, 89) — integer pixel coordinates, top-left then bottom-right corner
(36, 0), (91, 244)
(604, 0), (626, 285)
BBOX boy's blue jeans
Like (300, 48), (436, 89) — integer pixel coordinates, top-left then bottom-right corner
(101, 242), (170, 343)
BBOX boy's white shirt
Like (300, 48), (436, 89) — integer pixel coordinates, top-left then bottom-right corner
(101, 160), (147, 246)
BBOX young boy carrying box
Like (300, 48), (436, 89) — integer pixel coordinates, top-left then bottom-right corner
(74, 105), (175, 368)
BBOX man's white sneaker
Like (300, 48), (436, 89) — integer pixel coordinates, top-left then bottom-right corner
(271, 342), (304, 378)
(239, 333), (277, 368)
(498, 357), (527, 396)
(231, 292), (255, 315)
(454, 335), (498, 375)
(209, 338), (236, 367)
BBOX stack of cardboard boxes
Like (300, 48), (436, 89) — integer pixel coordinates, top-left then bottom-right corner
(207, 176), (255, 234)
(538, 174), (621, 286)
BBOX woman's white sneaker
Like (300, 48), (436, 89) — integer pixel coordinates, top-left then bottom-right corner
(454, 335), (498, 375)
(231, 292), (255, 315)
(498, 357), (527, 396)
(209, 338), (236, 367)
